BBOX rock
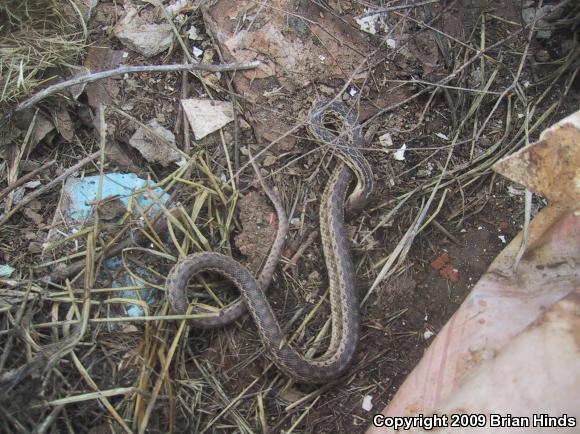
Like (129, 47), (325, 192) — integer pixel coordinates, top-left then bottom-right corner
(181, 98), (234, 140)
(129, 119), (180, 166)
(113, 7), (174, 58)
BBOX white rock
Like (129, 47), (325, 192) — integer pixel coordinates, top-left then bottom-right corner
(114, 8), (174, 58)
(355, 10), (389, 35)
(379, 132), (393, 148)
(362, 395), (373, 412)
(181, 98), (234, 140)
(187, 25), (202, 40)
(356, 15), (379, 35)
(165, 0), (191, 17)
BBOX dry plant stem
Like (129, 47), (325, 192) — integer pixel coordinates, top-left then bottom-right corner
(31, 405), (64, 434)
(137, 306), (193, 434)
(180, 58), (191, 155)
(282, 230), (318, 272)
(204, 15), (243, 177)
(4, 61), (260, 125)
(70, 353), (133, 433)
(431, 219), (461, 245)
(357, 0), (441, 18)
(0, 159), (56, 203)
(0, 284), (33, 372)
(362, 28), (524, 127)
(0, 151), (100, 227)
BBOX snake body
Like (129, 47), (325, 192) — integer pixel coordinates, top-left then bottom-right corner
(166, 100), (373, 383)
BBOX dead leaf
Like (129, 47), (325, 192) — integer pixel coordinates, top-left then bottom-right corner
(53, 108), (75, 142)
(29, 114), (55, 151)
(84, 47), (125, 109)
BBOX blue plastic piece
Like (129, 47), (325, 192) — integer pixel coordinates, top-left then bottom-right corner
(64, 173), (169, 221)
(63, 173), (169, 316)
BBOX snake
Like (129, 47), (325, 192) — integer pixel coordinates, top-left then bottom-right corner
(166, 99), (373, 383)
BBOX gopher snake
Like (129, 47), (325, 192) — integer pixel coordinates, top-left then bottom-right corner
(166, 99), (373, 383)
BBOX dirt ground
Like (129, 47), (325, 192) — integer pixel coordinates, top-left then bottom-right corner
(0, 0), (578, 433)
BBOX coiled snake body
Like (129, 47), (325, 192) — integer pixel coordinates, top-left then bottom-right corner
(166, 100), (373, 383)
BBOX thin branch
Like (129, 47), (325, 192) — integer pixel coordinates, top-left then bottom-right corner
(357, 0), (441, 18)
(0, 152), (100, 226)
(2, 61), (260, 126)
(0, 159), (56, 203)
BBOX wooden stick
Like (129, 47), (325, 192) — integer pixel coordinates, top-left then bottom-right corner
(357, 0), (440, 18)
(0, 159), (56, 203)
(283, 230), (318, 272)
(1, 61), (260, 127)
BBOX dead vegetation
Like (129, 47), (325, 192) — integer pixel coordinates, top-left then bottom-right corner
(0, 0), (87, 105)
(0, 0), (578, 433)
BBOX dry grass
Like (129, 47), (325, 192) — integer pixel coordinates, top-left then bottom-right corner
(0, 0), (86, 104)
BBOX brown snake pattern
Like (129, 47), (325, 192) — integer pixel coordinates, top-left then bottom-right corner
(166, 100), (373, 382)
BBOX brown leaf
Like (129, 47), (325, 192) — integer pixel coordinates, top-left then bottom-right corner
(53, 108), (75, 142)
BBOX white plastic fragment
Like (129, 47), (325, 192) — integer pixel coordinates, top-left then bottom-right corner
(386, 38), (397, 49)
(393, 144), (407, 161)
(435, 132), (449, 141)
(498, 235), (507, 244)
(362, 395), (374, 411)
(424, 329), (434, 340)
(192, 46), (203, 58)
